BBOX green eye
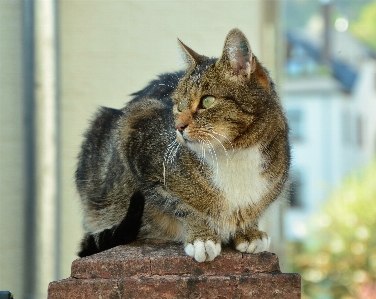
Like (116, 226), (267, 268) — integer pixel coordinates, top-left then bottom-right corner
(177, 101), (183, 112)
(201, 96), (216, 109)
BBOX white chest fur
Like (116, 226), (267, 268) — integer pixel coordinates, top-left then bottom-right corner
(209, 146), (270, 213)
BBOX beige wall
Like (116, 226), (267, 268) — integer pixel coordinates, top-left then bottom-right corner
(0, 0), (25, 298)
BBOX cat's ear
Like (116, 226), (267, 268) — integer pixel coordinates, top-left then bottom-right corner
(178, 39), (205, 66)
(218, 28), (256, 79)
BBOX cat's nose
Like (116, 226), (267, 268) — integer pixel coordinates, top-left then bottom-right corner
(176, 122), (188, 133)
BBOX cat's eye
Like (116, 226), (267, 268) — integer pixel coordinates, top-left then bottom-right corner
(177, 101), (183, 112)
(201, 96), (216, 109)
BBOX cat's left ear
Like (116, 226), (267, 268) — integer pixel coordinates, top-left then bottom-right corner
(178, 39), (205, 66)
(218, 29), (256, 79)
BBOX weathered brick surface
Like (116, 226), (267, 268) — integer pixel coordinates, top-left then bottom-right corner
(71, 241), (280, 279)
(48, 278), (121, 299)
(48, 240), (301, 299)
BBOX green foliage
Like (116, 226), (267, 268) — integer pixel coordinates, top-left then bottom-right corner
(290, 161), (376, 299)
(351, 0), (376, 52)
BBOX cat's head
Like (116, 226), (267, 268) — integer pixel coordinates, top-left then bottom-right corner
(172, 28), (282, 156)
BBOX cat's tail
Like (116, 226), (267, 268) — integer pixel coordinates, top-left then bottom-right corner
(78, 191), (145, 257)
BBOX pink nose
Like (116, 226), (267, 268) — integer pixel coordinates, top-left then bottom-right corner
(176, 122), (188, 133)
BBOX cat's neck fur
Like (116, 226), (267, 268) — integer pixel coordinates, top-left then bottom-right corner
(203, 145), (269, 213)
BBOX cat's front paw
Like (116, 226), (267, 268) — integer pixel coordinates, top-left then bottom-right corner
(234, 230), (271, 254)
(184, 240), (221, 262)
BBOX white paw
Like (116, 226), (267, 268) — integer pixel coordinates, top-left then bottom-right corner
(235, 236), (271, 253)
(184, 240), (221, 262)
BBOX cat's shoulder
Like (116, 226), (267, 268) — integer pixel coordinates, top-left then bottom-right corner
(120, 71), (186, 123)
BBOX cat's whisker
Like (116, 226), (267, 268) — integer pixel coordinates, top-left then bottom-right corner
(208, 130), (235, 154)
(202, 137), (219, 176)
(159, 83), (174, 88)
(162, 139), (181, 187)
(165, 147), (174, 165)
(172, 144), (180, 163)
(76, 179), (100, 182)
(201, 139), (206, 162)
(163, 151), (171, 165)
(197, 137), (207, 171)
(168, 142), (180, 165)
(163, 140), (177, 186)
(165, 139), (177, 151)
(202, 141), (206, 161)
(198, 137), (208, 161)
(202, 132), (230, 163)
(163, 161), (167, 188)
(206, 139), (215, 166)
(87, 199), (102, 206)
(164, 140), (178, 162)
(201, 143), (206, 171)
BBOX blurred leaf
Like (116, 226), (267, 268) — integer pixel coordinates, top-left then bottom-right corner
(351, 0), (376, 52)
(289, 160), (376, 298)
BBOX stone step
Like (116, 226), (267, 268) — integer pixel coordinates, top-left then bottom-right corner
(48, 241), (301, 299)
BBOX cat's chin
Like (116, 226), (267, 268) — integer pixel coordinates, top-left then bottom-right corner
(186, 142), (202, 155)
(176, 133), (202, 154)
(176, 131), (193, 145)
(175, 131), (187, 145)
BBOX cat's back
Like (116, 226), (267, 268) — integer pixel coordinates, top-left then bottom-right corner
(130, 71), (184, 103)
(76, 71), (180, 193)
(76, 107), (124, 183)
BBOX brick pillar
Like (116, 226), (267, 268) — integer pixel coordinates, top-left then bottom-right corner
(48, 241), (301, 298)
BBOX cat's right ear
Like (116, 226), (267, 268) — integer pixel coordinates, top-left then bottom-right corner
(178, 39), (205, 66)
(217, 28), (256, 79)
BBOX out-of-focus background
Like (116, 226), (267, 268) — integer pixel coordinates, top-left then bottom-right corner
(1, 1), (375, 298)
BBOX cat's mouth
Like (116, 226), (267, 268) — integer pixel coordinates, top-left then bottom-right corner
(176, 129), (191, 144)
(176, 129), (216, 156)
(176, 130), (203, 154)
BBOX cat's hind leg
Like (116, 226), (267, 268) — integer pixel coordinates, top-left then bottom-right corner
(78, 191), (144, 257)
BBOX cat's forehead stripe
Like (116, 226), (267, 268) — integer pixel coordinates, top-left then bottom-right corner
(190, 61), (212, 83)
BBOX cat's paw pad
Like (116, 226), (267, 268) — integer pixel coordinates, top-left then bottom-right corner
(235, 235), (271, 254)
(184, 240), (221, 262)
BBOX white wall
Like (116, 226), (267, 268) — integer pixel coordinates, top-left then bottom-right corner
(353, 60), (376, 165)
(283, 78), (360, 240)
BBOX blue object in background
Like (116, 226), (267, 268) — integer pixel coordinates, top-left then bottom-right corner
(0, 292), (13, 299)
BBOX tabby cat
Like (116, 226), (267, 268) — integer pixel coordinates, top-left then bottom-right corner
(76, 28), (290, 262)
